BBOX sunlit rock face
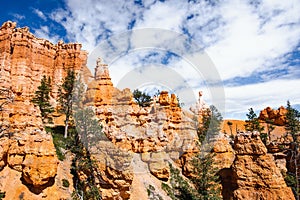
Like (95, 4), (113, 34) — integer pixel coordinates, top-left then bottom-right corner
(259, 106), (287, 126)
(230, 132), (294, 200)
(0, 21), (296, 200)
(0, 21), (88, 199)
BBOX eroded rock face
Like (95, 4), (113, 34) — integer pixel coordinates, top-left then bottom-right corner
(0, 21), (296, 200)
(259, 106), (287, 126)
(0, 21), (87, 102)
(230, 132), (295, 200)
(84, 59), (198, 156)
(83, 58), (198, 197)
(0, 90), (59, 188)
(0, 21), (87, 199)
(91, 140), (134, 200)
(0, 96), (63, 199)
(212, 134), (235, 169)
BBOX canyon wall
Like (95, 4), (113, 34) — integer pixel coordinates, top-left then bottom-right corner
(0, 21), (87, 199)
(0, 21), (87, 99)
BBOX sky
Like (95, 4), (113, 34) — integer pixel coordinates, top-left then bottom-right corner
(1, 0), (300, 119)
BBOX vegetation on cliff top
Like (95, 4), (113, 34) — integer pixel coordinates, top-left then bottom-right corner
(133, 89), (152, 107)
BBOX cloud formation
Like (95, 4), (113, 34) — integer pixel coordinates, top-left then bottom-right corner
(32, 8), (47, 21)
(46, 0), (300, 118)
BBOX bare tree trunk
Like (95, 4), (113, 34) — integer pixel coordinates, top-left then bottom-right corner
(64, 118), (69, 138)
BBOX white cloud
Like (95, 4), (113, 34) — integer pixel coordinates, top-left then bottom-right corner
(47, 0), (300, 118)
(207, 0), (300, 80)
(32, 8), (47, 21)
(134, 1), (187, 31)
(50, 0), (144, 52)
(224, 79), (300, 118)
(33, 26), (59, 44)
(11, 13), (25, 21)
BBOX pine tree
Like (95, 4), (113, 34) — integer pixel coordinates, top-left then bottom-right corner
(71, 107), (104, 200)
(163, 149), (221, 200)
(191, 153), (221, 200)
(286, 101), (300, 140)
(162, 163), (194, 200)
(285, 101), (300, 199)
(31, 75), (54, 123)
(227, 121), (233, 136)
(245, 108), (264, 132)
(133, 89), (152, 107)
(265, 118), (275, 142)
(163, 105), (222, 200)
(197, 105), (223, 143)
(58, 70), (76, 138)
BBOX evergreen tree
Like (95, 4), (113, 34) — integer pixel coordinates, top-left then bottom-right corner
(163, 147), (221, 200)
(245, 108), (264, 132)
(163, 105), (222, 200)
(58, 70), (76, 138)
(245, 108), (266, 144)
(285, 101), (300, 199)
(286, 101), (300, 140)
(265, 118), (275, 142)
(227, 121), (235, 140)
(162, 164), (194, 200)
(71, 107), (104, 200)
(191, 153), (221, 200)
(31, 76), (54, 123)
(227, 121), (233, 135)
(133, 89), (152, 107)
(147, 184), (164, 200)
(197, 105), (223, 143)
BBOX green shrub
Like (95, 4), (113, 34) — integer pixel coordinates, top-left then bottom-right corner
(0, 191), (5, 200)
(49, 126), (74, 161)
(133, 89), (152, 107)
(62, 179), (70, 188)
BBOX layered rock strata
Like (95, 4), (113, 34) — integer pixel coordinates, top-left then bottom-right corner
(0, 21), (87, 199)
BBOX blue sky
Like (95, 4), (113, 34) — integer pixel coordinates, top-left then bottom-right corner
(1, 0), (300, 119)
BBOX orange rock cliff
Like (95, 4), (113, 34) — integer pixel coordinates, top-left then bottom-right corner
(0, 21), (87, 199)
(0, 21), (296, 200)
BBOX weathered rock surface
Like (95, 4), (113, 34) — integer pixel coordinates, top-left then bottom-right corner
(0, 21), (87, 199)
(230, 132), (295, 200)
(90, 140), (134, 200)
(212, 134), (235, 169)
(0, 21), (296, 200)
(84, 57), (198, 156)
(259, 106), (287, 126)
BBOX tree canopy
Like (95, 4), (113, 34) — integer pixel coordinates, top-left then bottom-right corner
(58, 70), (76, 138)
(31, 75), (54, 123)
(133, 89), (152, 107)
